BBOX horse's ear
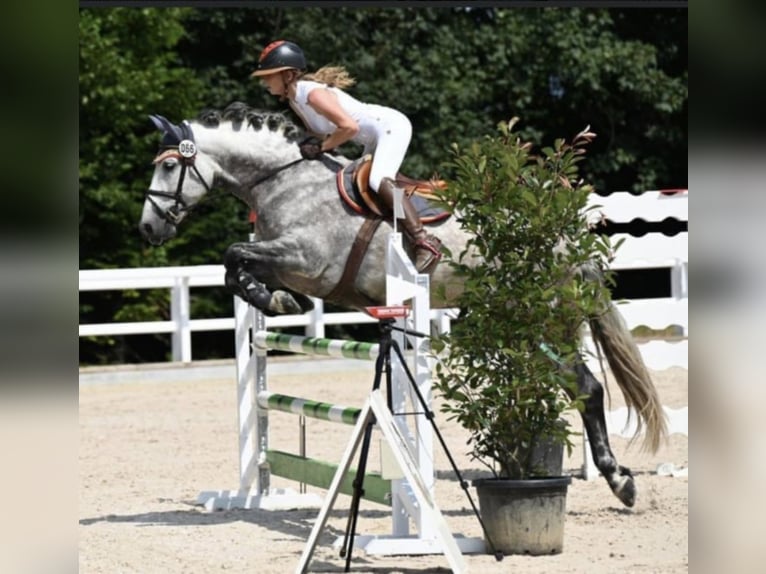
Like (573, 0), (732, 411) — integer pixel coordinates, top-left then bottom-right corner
(148, 114), (185, 145)
(149, 114), (170, 133)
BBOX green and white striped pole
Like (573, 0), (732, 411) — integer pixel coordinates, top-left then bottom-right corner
(253, 331), (379, 361)
(257, 391), (361, 426)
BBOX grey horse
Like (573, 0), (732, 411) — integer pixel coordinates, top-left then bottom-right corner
(139, 102), (666, 507)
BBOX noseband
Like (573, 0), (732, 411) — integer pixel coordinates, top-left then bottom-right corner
(146, 123), (213, 226)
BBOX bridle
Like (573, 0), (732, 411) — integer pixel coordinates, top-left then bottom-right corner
(145, 119), (308, 226)
(145, 120), (214, 226)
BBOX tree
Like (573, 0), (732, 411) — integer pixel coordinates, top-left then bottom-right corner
(79, 8), (234, 363)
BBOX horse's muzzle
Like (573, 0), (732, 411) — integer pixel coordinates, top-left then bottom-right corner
(139, 221), (175, 245)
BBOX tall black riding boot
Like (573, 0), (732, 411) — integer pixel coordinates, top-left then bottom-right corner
(377, 177), (442, 272)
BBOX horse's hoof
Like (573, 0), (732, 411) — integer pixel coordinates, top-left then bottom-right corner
(612, 467), (637, 507)
(239, 275), (273, 311)
(269, 290), (304, 315)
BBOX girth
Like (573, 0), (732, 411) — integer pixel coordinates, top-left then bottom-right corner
(323, 218), (383, 308)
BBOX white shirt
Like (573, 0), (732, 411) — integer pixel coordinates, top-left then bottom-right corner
(291, 80), (412, 160)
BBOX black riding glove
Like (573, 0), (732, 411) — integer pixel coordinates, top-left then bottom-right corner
(299, 136), (324, 160)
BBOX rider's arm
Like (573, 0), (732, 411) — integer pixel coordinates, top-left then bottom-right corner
(306, 88), (359, 151)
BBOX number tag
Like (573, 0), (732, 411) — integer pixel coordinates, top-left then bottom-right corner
(178, 139), (197, 158)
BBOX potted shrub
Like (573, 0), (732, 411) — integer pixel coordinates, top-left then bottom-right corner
(431, 119), (613, 555)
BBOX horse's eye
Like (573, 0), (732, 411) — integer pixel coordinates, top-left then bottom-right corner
(163, 159), (177, 170)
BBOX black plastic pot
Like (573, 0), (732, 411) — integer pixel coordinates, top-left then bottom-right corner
(473, 476), (572, 555)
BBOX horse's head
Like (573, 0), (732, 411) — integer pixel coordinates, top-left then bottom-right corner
(139, 114), (215, 245)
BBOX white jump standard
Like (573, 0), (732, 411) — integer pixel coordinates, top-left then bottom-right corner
(197, 235), (486, 568)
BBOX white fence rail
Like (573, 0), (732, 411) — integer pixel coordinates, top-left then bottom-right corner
(582, 189), (688, 370)
(79, 190), (688, 367)
(79, 265), (449, 362)
(588, 189), (688, 300)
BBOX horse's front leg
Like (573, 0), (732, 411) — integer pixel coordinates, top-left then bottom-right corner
(574, 361), (637, 507)
(223, 241), (314, 315)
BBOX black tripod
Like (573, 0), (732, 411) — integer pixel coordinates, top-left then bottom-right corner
(337, 314), (503, 571)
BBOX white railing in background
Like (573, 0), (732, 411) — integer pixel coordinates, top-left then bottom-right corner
(580, 189), (688, 479)
(79, 265), (454, 362)
(79, 190), (687, 369)
(80, 265), (228, 362)
(589, 189), (688, 300)
(582, 189), (688, 372)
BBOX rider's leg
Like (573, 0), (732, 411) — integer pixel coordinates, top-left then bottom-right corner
(377, 177), (442, 273)
(367, 111), (442, 272)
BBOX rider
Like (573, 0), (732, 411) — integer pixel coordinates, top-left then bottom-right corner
(250, 39), (442, 273)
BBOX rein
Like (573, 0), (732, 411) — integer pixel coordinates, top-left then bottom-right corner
(250, 157), (305, 187)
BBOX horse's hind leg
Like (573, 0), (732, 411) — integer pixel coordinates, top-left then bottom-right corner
(574, 360), (637, 507)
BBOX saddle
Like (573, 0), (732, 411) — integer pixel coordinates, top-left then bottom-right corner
(336, 155), (451, 223)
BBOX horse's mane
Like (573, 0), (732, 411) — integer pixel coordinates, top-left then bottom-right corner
(194, 101), (304, 143)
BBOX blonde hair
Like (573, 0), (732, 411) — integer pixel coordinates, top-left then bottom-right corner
(303, 65), (356, 89)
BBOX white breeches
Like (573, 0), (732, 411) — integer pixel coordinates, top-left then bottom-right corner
(361, 109), (413, 192)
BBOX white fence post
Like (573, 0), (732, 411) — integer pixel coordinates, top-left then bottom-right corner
(671, 260), (688, 301)
(171, 275), (191, 362)
(305, 297), (325, 338)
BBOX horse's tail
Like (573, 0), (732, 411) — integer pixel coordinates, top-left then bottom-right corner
(584, 265), (668, 453)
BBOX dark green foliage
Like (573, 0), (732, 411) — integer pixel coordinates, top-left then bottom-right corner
(79, 7), (686, 365)
(79, 8), (250, 363)
(432, 120), (612, 479)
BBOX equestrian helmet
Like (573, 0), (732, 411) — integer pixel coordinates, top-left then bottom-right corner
(251, 40), (307, 77)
